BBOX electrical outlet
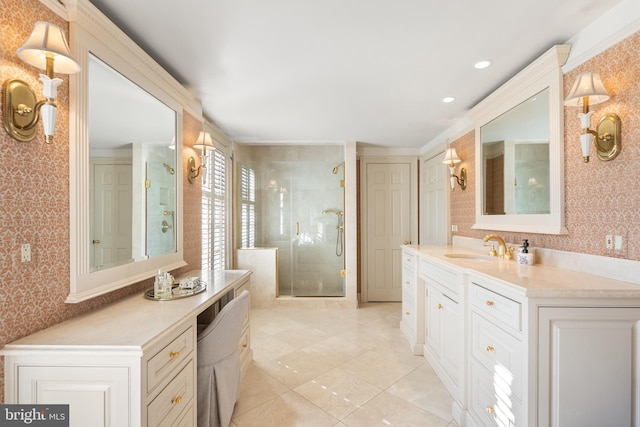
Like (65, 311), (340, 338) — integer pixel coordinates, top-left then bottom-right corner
(451, 224), (458, 232)
(21, 243), (31, 262)
(605, 235), (613, 249)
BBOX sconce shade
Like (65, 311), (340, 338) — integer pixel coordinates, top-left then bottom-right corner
(17, 21), (81, 75)
(193, 131), (214, 152)
(564, 72), (609, 106)
(442, 148), (461, 164)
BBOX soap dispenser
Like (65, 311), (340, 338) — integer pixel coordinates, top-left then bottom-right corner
(517, 239), (534, 265)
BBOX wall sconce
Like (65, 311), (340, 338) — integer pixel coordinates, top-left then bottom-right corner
(188, 131), (214, 183)
(3, 21), (81, 144)
(442, 147), (466, 190)
(564, 71), (621, 162)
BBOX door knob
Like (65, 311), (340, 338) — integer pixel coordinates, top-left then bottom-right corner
(92, 239), (101, 244)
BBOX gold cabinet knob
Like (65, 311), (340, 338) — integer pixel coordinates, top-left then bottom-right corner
(485, 406), (494, 414)
(169, 351), (180, 358)
(486, 300), (495, 307)
(405, 281), (410, 285)
(171, 396), (182, 405)
(437, 304), (443, 310)
(486, 345), (495, 353)
(405, 311), (410, 315)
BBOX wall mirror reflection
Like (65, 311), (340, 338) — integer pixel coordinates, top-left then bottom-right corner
(89, 54), (177, 272)
(481, 88), (550, 216)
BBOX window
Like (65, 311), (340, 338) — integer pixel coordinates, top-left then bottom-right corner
(239, 163), (256, 248)
(202, 147), (227, 271)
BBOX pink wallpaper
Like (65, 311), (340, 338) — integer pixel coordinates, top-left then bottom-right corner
(0, 0), (202, 402)
(451, 31), (640, 261)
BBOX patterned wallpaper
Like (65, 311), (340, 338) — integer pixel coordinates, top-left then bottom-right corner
(0, 0), (202, 402)
(450, 31), (640, 261)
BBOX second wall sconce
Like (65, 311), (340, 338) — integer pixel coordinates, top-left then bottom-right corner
(442, 147), (466, 190)
(3, 21), (81, 144)
(564, 71), (621, 162)
(188, 131), (214, 183)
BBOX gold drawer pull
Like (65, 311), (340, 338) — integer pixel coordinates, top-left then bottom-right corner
(437, 304), (443, 310)
(486, 300), (495, 307)
(406, 258), (411, 262)
(171, 396), (182, 405)
(486, 345), (495, 353)
(485, 406), (494, 414)
(405, 281), (410, 285)
(169, 351), (180, 358)
(405, 311), (410, 315)
(242, 343), (248, 348)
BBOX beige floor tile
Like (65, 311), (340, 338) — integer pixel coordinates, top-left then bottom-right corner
(294, 367), (383, 420)
(301, 335), (368, 366)
(233, 390), (337, 427)
(254, 350), (334, 388)
(339, 350), (418, 389)
(233, 364), (289, 417)
(387, 363), (454, 421)
(272, 326), (330, 348)
(251, 334), (298, 363)
(341, 391), (450, 427)
(237, 303), (459, 426)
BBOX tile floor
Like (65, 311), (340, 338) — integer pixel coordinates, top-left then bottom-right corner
(230, 302), (459, 426)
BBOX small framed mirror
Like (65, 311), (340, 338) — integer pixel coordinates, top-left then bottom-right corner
(469, 45), (570, 235)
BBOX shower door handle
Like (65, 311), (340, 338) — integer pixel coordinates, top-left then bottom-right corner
(296, 222), (300, 235)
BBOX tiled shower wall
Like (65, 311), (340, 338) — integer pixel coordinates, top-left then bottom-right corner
(0, 0), (202, 401)
(449, 30), (640, 261)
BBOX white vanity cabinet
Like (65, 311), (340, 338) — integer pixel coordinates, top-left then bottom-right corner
(2, 270), (251, 427)
(421, 257), (464, 403)
(537, 305), (640, 427)
(467, 275), (525, 427)
(400, 249), (424, 354)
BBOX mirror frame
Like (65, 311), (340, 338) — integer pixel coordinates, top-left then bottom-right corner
(66, 0), (194, 302)
(468, 45), (571, 235)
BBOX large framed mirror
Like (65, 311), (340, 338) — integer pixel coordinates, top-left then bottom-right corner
(67, 1), (193, 302)
(469, 45), (571, 235)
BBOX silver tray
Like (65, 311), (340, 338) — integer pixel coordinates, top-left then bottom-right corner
(144, 281), (207, 301)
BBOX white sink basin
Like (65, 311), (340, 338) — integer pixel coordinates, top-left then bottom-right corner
(444, 253), (496, 261)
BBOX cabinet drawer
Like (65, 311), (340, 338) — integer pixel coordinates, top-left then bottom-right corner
(402, 251), (416, 273)
(147, 325), (194, 393)
(471, 313), (523, 401)
(403, 269), (416, 298)
(470, 283), (521, 331)
(469, 359), (522, 427)
(148, 360), (195, 427)
(419, 258), (461, 298)
(239, 328), (251, 363)
(172, 400), (195, 427)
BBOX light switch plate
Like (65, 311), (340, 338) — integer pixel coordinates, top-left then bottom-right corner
(21, 243), (31, 262)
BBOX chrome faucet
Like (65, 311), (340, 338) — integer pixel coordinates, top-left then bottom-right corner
(483, 234), (513, 259)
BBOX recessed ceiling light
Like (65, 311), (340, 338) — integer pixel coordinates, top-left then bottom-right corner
(442, 97), (455, 103)
(474, 60), (492, 69)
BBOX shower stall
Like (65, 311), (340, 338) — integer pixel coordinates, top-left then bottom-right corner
(236, 144), (345, 297)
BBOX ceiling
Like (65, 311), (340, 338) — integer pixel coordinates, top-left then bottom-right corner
(88, 0), (621, 148)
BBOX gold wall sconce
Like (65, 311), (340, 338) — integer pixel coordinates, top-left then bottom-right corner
(188, 131), (214, 183)
(564, 71), (621, 162)
(442, 147), (466, 190)
(3, 21), (81, 144)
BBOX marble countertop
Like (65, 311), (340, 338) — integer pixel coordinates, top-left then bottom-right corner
(403, 245), (640, 299)
(1, 270), (251, 352)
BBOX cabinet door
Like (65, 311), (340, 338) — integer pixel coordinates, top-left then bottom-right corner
(18, 366), (131, 427)
(425, 287), (444, 356)
(440, 292), (462, 386)
(538, 307), (640, 427)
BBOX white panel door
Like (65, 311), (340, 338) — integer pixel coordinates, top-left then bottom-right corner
(421, 152), (447, 245)
(364, 161), (413, 301)
(92, 163), (132, 270)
